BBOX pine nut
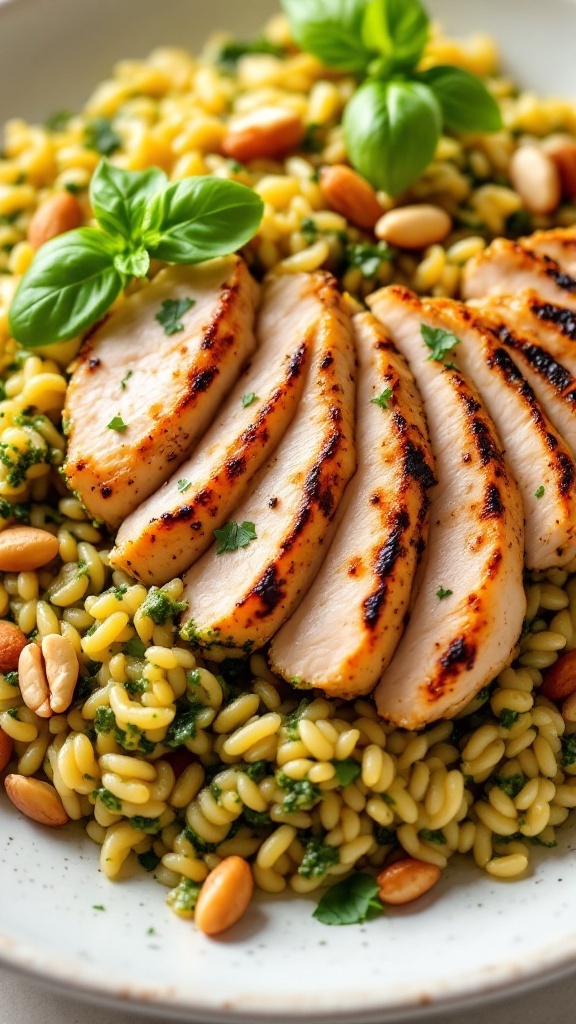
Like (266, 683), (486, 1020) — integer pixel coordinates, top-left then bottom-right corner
(41, 633), (80, 713)
(28, 191), (82, 249)
(375, 205), (452, 249)
(543, 136), (576, 201)
(377, 857), (441, 905)
(194, 856), (254, 936)
(541, 650), (576, 703)
(18, 642), (51, 717)
(4, 774), (69, 826)
(0, 620), (28, 673)
(319, 165), (383, 230)
(0, 727), (13, 772)
(222, 107), (304, 163)
(509, 145), (561, 215)
(0, 527), (59, 572)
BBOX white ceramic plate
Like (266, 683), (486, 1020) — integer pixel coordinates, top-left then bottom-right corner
(1, 2), (576, 1021)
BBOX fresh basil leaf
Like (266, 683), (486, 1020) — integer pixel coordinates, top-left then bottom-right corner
(114, 248), (150, 278)
(313, 873), (383, 926)
(143, 177), (264, 264)
(362, 0), (429, 74)
(8, 228), (122, 346)
(89, 161), (168, 243)
(281, 0), (373, 74)
(343, 78), (441, 195)
(419, 65), (502, 134)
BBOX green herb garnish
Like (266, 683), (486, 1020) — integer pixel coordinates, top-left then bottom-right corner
(107, 414), (127, 433)
(346, 242), (392, 278)
(138, 850), (161, 872)
(436, 587), (453, 600)
(499, 709), (520, 730)
(177, 479), (192, 493)
(214, 520), (257, 554)
(419, 828), (447, 845)
(331, 758), (362, 787)
(140, 586), (188, 625)
(125, 636), (147, 659)
(281, 0), (502, 195)
(85, 117), (122, 156)
(313, 873), (382, 926)
(535, 485), (545, 499)
(242, 392), (258, 408)
(8, 161), (264, 347)
(216, 38), (284, 70)
(120, 369), (133, 391)
(421, 324), (460, 365)
(370, 387), (393, 410)
(276, 773), (321, 813)
(155, 297), (196, 336)
(299, 837), (340, 878)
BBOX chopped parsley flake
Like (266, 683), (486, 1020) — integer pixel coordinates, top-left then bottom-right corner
(436, 587), (453, 600)
(370, 387), (393, 410)
(177, 478), (192, 493)
(155, 297), (196, 336)
(346, 242), (392, 278)
(46, 109), (74, 132)
(130, 815), (162, 833)
(120, 369), (133, 392)
(92, 904), (106, 911)
(419, 828), (447, 845)
(125, 636), (147, 659)
(92, 787), (122, 813)
(164, 703), (205, 747)
(166, 878), (202, 918)
(499, 709), (520, 730)
(214, 520), (256, 554)
(242, 392), (258, 408)
(140, 587), (188, 625)
(561, 734), (576, 767)
(284, 698), (311, 740)
(421, 324), (460, 366)
(299, 837), (339, 878)
(493, 774), (526, 799)
(107, 414), (128, 433)
(85, 116), (122, 156)
(331, 758), (361, 787)
(276, 773), (321, 812)
(216, 38), (284, 70)
(535, 485), (545, 499)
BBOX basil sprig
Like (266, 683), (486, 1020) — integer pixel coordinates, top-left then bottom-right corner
(281, 0), (502, 195)
(9, 160), (264, 347)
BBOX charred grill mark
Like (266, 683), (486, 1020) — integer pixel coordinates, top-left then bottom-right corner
(532, 302), (576, 341)
(288, 342), (307, 379)
(470, 416), (501, 466)
(362, 510), (410, 629)
(160, 504), (197, 526)
(498, 325), (576, 393)
(427, 637), (477, 699)
(188, 367), (218, 396)
(545, 267), (576, 293)
(282, 430), (343, 553)
(392, 411), (408, 433)
(489, 346), (549, 429)
(460, 392), (482, 416)
(225, 455), (246, 480)
(320, 353), (334, 369)
(557, 451), (576, 495)
(248, 565), (286, 619)
(403, 440), (437, 489)
(481, 482), (504, 519)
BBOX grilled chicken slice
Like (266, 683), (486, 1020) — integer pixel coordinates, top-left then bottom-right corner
(367, 286), (525, 729)
(472, 291), (576, 380)
(521, 228), (576, 278)
(111, 274), (335, 585)
(64, 256), (259, 527)
(472, 299), (576, 457)
(462, 239), (576, 312)
(179, 275), (356, 656)
(420, 298), (576, 569)
(269, 312), (435, 698)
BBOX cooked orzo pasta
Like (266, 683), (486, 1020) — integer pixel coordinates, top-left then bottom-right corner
(1, 6), (576, 932)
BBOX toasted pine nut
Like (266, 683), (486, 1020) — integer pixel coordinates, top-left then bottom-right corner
(5, 774), (69, 826)
(509, 145), (561, 215)
(0, 620), (28, 673)
(543, 136), (576, 201)
(319, 165), (383, 230)
(18, 642), (51, 717)
(0, 728), (13, 772)
(28, 191), (82, 249)
(194, 856), (254, 936)
(377, 857), (441, 905)
(0, 527), (59, 572)
(222, 107), (304, 163)
(541, 650), (576, 703)
(375, 205), (452, 250)
(41, 633), (80, 713)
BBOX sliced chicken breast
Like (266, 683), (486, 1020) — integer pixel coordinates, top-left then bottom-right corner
(367, 286), (525, 729)
(269, 311), (436, 698)
(420, 298), (576, 569)
(462, 239), (576, 312)
(110, 273), (334, 585)
(472, 299), (576, 456)
(179, 276), (356, 656)
(64, 256), (259, 527)
(521, 228), (576, 278)
(472, 291), (576, 380)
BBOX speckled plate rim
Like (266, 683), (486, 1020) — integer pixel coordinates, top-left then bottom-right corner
(2, 915), (576, 1024)
(1, 0), (576, 1020)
